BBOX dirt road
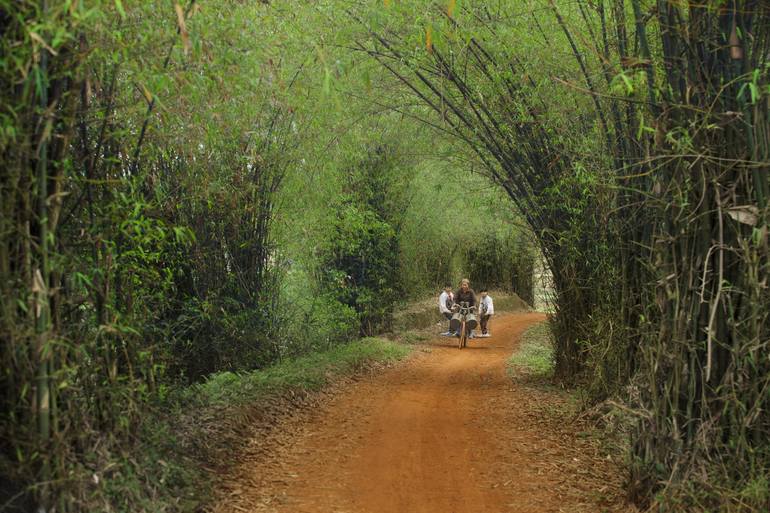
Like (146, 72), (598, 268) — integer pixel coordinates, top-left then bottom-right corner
(212, 312), (630, 513)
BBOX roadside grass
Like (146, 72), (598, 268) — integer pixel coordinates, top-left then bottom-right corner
(122, 337), (410, 512)
(189, 337), (411, 407)
(508, 320), (554, 378)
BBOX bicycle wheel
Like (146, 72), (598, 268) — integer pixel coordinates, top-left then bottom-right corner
(459, 320), (466, 349)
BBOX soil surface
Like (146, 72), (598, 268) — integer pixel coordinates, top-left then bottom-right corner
(211, 312), (634, 513)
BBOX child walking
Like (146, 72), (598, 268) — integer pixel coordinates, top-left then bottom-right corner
(478, 289), (494, 337)
(438, 284), (454, 335)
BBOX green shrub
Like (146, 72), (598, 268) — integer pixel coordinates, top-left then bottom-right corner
(317, 197), (398, 336)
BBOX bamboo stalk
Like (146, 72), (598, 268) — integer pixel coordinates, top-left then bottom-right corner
(34, 2), (52, 508)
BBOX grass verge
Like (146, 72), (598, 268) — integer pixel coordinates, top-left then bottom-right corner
(508, 320), (554, 378)
(189, 337), (410, 407)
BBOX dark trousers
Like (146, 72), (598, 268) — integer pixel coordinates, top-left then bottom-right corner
(480, 314), (491, 334)
(450, 313), (477, 335)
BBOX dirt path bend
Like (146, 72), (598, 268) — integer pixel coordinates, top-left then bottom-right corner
(212, 312), (631, 513)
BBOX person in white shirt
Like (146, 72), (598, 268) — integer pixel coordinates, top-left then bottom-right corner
(478, 289), (494, 337)
(438, 285), (454, 335)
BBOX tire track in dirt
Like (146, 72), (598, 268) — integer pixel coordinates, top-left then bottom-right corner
(211, 312), (632, 513)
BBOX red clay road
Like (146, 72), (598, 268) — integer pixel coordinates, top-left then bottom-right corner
(212, 312), (631, 513)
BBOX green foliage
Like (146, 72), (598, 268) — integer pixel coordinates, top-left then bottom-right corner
(20, 1), (769, 512)
(318, 195), (399, 335)
(101, 418), (206, 513)
(396, 158), (536, 298)
(3, 0), (539, 504)
(273, 280), (360, 358)
(350, 1), (770, 510)
(167, 297), (277, 379)
(466, 231), (535, 303)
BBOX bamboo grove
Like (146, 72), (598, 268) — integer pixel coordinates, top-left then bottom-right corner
(1, 1), (536, 510)
(355, 0), (770, 509)
(1, 0), (769, 512)
(0, 2), (308, 510)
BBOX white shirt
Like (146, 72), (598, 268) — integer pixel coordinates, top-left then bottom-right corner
(439, 291), (453, 314)
(479, 295), (494, 315)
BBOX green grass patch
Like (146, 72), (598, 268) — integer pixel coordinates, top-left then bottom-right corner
(188, 337), (410, 407)
(508, 320), (554, 378)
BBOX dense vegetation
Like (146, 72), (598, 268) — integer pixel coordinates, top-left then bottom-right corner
(357, 2), (769, 509)
(1, 1), (768, 512)
(0, 1), (533, 511)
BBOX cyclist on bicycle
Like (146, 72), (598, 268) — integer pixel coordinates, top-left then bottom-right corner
(450, 278), (478, 338)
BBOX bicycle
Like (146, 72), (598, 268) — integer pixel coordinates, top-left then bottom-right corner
(452, 301), (477, 349)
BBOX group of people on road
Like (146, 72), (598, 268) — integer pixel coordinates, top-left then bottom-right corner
(438, 278), (494, 339)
